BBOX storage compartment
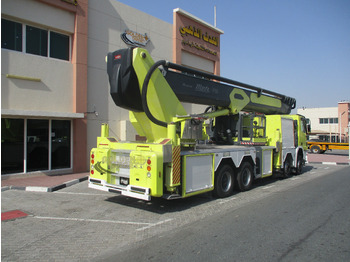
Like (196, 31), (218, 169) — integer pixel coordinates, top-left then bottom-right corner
(183, 154), (213, 194)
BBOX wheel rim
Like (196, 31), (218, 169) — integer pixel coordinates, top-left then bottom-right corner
(242, 169), (251, 187)
(222, 171), (232, 192)
(312, 147), (319, 153)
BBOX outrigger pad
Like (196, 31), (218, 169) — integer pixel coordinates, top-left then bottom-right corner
(107, 48), (143, 112)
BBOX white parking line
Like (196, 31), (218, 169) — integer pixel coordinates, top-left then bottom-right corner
(33, 215), (173, 231)
(26, 186), (49, 192)
(136, 218), (173, 231)
(218, 197), (237, 204)
(323, 162), (337, 166)
(34, 215), (151, 226)
(262, 185), (275, 190)
(54, 191), (109, 196)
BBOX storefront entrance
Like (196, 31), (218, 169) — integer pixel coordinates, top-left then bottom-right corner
(1, 118), (71, 175)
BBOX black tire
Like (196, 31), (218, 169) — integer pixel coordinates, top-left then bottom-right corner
(294, 154), (303, 175)
(311, 145), (321, 154)
(283, 156), (293, 178)
(237, 161), (254, 191)
(213, 165), (235, 198)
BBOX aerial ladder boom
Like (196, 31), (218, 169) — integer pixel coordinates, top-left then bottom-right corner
(107, 47), (296, 142)
(163, 62), (295, 115)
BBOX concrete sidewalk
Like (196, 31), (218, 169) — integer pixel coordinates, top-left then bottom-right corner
(307, 152), (350, 165)
(1, 172), (89, 192)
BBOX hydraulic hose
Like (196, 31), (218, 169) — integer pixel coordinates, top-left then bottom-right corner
(141, 60), (168, 127)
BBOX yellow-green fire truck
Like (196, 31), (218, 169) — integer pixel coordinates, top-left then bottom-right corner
(89, 47), (308, 201)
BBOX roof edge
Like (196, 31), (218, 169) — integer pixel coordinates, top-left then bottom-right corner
(173, 8), (224, 34)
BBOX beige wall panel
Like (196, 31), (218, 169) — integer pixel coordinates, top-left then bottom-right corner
(88, 8), (124, 50)
(88, 38), (111, 71)
(119, 120), (139, 141)
(181, 51), (214, 73)
(87, 0), (173, 141)
(148, 31), (173, 61)
(298, 107), (338, 134)
(2, 0), (74, 33)
(1, 50), (73, 112)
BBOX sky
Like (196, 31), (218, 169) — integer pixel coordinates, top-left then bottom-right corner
(118, 0), (350, 111)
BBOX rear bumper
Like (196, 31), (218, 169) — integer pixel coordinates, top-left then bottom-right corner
(88, 178), (151, 201)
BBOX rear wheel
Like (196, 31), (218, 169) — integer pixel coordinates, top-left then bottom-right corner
(311, 145), (321, 154)
(213, 165), (235, 198)
(283, 156), (293, 178)
(237, 161), (254, 191)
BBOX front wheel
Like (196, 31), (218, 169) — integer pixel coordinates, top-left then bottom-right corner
(213, 165), (235, 198)
(237, 161), (254, 191)
(294, 155), (303, 175)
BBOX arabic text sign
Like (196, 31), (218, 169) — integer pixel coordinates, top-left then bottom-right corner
(179, 25), (219, 47)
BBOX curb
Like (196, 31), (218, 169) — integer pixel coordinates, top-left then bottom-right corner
(306, 161), (350, 166)
(1, 176), (88, 193)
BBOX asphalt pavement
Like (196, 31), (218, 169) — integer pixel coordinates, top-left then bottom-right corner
(2, 164), (349, 261)
(103, 165), (350, 262)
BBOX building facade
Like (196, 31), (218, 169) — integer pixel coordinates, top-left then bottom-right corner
(2, 0), (88, 175)
(297, 102), (350, 142)
(1, 0), (223, 176)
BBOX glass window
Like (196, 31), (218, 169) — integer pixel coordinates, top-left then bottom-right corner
(1, 19), (22, 51)
(301, 119), (306, 133)
(52, 120), (71, 169)
(1, 119), (72, 174)
(26, 25), (48, 57)
(1, 119), (24, 174)
(27, 119), (49, 172)
(330, 118), (334, 124)
(319, 118), (324, 124)
(50, 31), (70, 61)
(334, 118), (338, 124)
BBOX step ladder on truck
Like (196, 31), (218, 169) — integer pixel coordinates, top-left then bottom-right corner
(88, 47), (308, 201)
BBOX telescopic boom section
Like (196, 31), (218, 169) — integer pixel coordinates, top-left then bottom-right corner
(163, 62), (296, 115)
(107, 47), (295, 127)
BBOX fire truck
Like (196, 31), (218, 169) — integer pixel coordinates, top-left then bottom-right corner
(88, 47), (308, 201)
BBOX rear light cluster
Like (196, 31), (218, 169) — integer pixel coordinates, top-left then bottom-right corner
(147, 158), (151, 177)
(91, 153), (95, 175)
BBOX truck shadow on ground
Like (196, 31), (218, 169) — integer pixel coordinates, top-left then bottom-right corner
(106, 193), (214, 214)
(253, 165), (314, 190)
(105, 165), (314, 214)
